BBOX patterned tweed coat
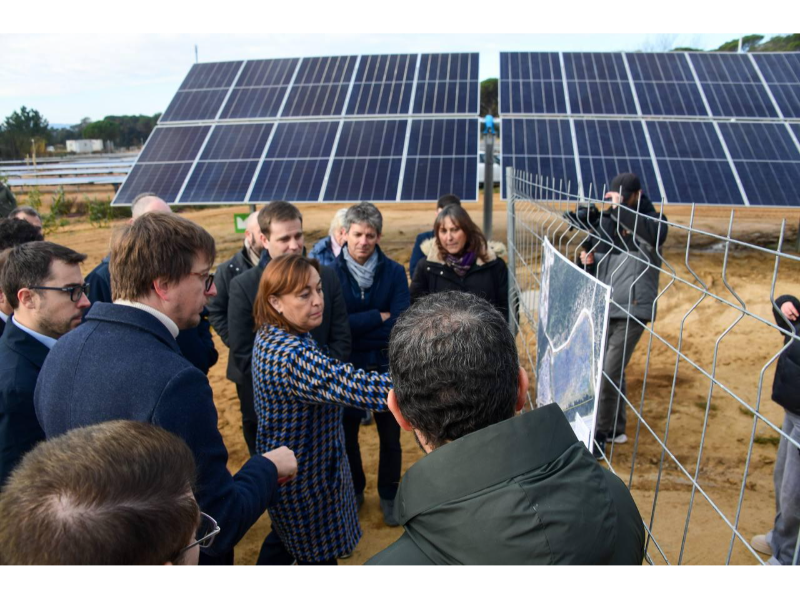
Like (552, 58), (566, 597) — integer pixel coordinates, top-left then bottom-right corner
(253, 324), (392, 562)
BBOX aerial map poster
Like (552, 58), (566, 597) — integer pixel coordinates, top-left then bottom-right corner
(536, 238), (611, 450)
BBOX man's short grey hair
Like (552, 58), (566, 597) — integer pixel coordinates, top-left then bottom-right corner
(344, 202), (382, 236)
(388, 291), (520, 449)
(329, 208), (348, 237)
(8, 206), (40, 220)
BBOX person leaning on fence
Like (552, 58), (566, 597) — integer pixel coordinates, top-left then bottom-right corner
(367, 291), (645, 565)
(408, 193), (461, 278)
(333, 202), (410, 526)
(309, 208), (348, 266)
(0, 420), (211, 565)
(34, 212), (297, 565)
(251, 254), (392, 565)
(750, 294), (800, 566)
(580, 173), (668, 458)
(410, 204), (509, 322)
(0, 179), (17, 218)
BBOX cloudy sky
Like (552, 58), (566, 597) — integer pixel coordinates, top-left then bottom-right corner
(0, 2), (785, 125)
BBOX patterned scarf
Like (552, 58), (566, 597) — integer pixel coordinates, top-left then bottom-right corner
(445, 251), (477, 278)
(343, 245), (379, 290)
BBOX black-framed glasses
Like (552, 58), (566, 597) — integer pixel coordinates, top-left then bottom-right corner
(28, 283), (90, 303)
(190, 271), (215, 293)
(181, 512), (220, 555)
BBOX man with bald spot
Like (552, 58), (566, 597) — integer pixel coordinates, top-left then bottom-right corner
(83, 193), (218, 374)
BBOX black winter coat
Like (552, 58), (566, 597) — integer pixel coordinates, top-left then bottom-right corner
(207, 244), (256, 347)
(772, 294), (800, 415)
(410, 238), (509, 322)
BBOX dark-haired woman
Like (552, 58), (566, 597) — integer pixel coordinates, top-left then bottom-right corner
(410, 205), (509, 322)
(251, 254), (391, 565)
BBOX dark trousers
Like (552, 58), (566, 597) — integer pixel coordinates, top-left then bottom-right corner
(596, 318), (646, 437)
(257, 530), (337, 566)
(237, 381), (257, 456)
(342, 407), (401, 500)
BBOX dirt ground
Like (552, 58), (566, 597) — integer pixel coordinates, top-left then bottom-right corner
(39, 185), (800, 565)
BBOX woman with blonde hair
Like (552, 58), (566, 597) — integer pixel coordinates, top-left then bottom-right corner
(410, 204), (509, 322)
(251, 253), (391, 565)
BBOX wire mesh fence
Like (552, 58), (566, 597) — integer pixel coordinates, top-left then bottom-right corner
(505, 168), (800, 565)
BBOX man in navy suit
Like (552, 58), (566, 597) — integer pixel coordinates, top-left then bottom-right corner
(83, 193), (218, 374)
(0, 218), (45, 338)
(35, 212), (297, 565)
(0, 241), (90, 485)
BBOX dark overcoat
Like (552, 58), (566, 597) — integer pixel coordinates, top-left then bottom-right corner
(0, 319), (48, 485)
(207, 244), (256, 347)
(34, 303), (278, 560)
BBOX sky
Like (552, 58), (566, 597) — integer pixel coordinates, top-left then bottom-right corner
(0, 1), (789, 125)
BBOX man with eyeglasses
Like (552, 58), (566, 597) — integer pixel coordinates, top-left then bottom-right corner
(35, 212), (297, 566)
(0, 241), (89, 485)
(83, 192), (218, 374)
(0, 420), (220, 565)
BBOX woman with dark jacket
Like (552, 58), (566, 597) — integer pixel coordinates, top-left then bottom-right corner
(410, 205), (509, 322)
(251, 254), (391, 565)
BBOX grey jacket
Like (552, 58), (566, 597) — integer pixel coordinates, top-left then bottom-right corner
(592, 195), (668, 322)
(367, 404), (645, 565)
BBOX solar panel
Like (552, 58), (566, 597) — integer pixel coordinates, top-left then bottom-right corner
(717, 122), (800, 206)
(499, 51), (800, 206)
(115, 53), (479, 205)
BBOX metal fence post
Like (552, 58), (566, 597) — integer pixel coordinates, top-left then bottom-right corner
(507, 166), (517, 339)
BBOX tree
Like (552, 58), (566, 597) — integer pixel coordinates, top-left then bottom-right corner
(715, 35), (764, 52)
(83, 119), (121, 144)
(480, 78), (498, 118)
(0, 106), (51, 159)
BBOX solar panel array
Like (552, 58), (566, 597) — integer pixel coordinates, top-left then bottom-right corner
(500, 51), (800, 206)
(114, 53), (479, 205)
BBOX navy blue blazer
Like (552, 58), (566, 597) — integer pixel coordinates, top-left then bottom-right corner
(409, 230), (434, 278)
(333, 245), (410, 373)
(0, 319), (48, 485)
(34, 303), (278, 559)
(84, 256), (219, 374)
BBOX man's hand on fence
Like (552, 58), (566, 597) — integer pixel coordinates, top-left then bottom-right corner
(580, 250), (595, 266)
(780, 301), (799, 322)
(604, 191), (622, 207)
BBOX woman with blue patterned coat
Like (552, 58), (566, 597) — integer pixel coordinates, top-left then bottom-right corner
(252, 254), (391, 565)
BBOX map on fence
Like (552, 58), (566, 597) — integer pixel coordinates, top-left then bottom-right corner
(536, 238), (611, 449)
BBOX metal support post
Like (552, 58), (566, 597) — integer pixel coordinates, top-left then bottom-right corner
(483, 132), (494, 239)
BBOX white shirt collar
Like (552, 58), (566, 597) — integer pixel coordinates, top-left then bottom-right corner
(113, 300), (180, 338)
(11, 316), (57, 349)
(0, 311), (9, 324)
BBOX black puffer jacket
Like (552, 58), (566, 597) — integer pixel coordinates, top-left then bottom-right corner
(410, 238), (509, 322)
(772, 294), (800, 416)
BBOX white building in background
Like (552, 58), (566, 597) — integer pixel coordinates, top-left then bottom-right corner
(67, 139), (103, 153)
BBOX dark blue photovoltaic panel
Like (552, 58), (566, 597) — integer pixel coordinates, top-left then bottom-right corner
(236, 59), (298, 87)
(219, 87), (287, 119)
(626, 53), (707, 116)
(250, 121), (339, 202)
(413, 54), (479, 114)
(295, 56), (356, 84)
(250, 160), (330, 202)
(689, 53), (778, 118)
(647, 121), (742, 204)
(574, 120), (660, 200)
(752, 53), (800, 118)
(139, 126), (210, 162)
(565, 53), (629, 81)
(180, 161), (258, 203)
(346, 54), (415, 115)
(627, 53), (695, 82)
(325, 159), (403, 201)
(199, 124), (273, 161)
(334, 120), (407, 157)
(178, 62), (242, 90)
(563, 54), (636, 115)
(161, 90), (229, 122)
(264, 121), (338, 159)
(401, 119), (478, 201)
(717, 122), (800, 206)
(500, 119), (576, 198)
(690, 53), (760, 83)
(282, 84), (351, 116)
(114, 163), (193, 205)
(500, 53), (565, 114)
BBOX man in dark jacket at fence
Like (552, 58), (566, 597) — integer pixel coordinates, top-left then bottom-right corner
(0, 180), (17, 218)
(750, 294), (800, 565)
(227, 201), (351, 455)
(580, 173), (668, 456)
(367, 291), (644, 565)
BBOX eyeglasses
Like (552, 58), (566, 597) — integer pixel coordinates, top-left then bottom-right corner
(28, 283), (90, 303)
(180, 512), (220, 555)
(190, 271), (215, 293)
